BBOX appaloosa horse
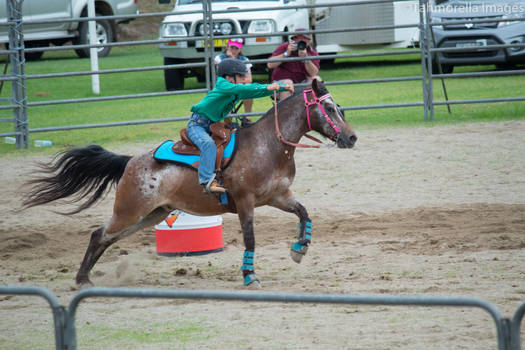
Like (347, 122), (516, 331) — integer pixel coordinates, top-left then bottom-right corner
(22, 79), (357, 288)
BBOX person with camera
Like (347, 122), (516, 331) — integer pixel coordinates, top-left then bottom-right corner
(267, 28), (321, 100)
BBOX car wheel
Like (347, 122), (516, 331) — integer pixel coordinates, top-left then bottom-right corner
(164, 57), (185, 90)
(432, 60), (453, 74)
(195, 69), (206, 83)
(441, 64), (453, 74)
(24, 41), (46, 61)
(74, 16), (114, 58)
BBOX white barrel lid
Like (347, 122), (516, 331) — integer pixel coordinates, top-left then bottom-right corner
(155, 210), (222, 230)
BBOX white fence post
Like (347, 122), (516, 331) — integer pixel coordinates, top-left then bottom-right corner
(87, 0), (100, 94)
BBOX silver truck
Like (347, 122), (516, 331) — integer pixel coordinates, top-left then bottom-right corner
(0, 0), (138, 60)
(431, 0), (525, 73)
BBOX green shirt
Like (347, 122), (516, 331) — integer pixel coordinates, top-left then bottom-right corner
(191, 77), (285, 122)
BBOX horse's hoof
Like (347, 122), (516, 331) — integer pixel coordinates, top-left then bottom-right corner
(290, 249), (305, 263)
(243, 273), (261, 288)
(245, 280), (262, 289)
(290, 242), (308, 263)
(76, 278), (94, 290)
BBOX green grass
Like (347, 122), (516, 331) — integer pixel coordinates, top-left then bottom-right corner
(1, 45), (524, 156)
(0, 319), (215, 350)
(77, 321), (215, 349)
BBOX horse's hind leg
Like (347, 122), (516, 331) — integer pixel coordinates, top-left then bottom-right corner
(75, 207), (169, 287)
(270, 190), (312, 263)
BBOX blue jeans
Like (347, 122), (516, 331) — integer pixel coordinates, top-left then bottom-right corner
(186, 113), (216, 185)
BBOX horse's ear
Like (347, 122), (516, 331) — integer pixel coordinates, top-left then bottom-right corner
(312, 78), (320, 94)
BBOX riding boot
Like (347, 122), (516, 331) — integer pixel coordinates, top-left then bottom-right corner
(202, 174), (226, 193)
(207, 180), (226, 193)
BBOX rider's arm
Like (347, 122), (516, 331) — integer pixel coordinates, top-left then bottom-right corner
(216, 78), (283, 100)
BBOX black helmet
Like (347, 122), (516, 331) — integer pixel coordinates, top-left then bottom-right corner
(217, 58), (249, 77)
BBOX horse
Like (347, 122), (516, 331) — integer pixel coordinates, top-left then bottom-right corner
(22, 79), (357, 288)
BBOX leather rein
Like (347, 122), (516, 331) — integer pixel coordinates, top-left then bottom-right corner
(273, 89), (340, 149)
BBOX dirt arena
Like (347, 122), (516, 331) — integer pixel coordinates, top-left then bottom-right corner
(1, 120), (524, 349)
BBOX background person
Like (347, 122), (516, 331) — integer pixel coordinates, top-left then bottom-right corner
(215, 38), (253, 113)
(267, 29), (321, 100)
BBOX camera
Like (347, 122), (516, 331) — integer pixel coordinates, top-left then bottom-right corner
(296, 40), (307, 51)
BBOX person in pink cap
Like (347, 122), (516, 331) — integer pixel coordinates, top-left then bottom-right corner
(267, 28), (321, 100)
(215, 38), (253, 113)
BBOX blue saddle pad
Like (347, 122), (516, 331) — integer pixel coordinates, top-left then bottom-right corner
(153, 133), (236, 169)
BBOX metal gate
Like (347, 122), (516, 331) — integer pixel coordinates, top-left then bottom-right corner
(1, 285), (524, 350)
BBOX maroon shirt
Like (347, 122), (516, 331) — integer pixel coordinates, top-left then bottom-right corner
(270, 42), (320, 83)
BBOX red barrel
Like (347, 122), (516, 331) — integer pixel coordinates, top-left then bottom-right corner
(155, 211), (223, 256)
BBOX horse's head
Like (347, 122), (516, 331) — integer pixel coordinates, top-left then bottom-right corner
(305, 79), (357, 149)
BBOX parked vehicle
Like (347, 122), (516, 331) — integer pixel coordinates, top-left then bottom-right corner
(430, 0), (525, 73)
(314, 0), (420, 56)
(0, 0), (138, 60)
(158, 0), (309, 90)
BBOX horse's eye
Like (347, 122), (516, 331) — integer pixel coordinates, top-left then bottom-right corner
(326, 106), (335, 113)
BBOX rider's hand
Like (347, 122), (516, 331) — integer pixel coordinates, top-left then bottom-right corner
(267, 82), (280, 91)
(267, 82), (294, 93)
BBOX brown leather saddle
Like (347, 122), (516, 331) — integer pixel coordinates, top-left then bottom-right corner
(172, 122), (235, 171)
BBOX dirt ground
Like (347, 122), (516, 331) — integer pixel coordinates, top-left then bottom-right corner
(1, 120), (524, 349)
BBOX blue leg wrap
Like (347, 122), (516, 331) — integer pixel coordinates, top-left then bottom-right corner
(292, 220), (312, 255)
(241, 250), (254, 271)
(241, 251), (258, 285)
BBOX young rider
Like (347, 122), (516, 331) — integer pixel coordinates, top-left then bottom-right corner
(187, 58), (294, 194)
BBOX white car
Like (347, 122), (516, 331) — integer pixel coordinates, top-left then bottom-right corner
(158, 0), (309, 90)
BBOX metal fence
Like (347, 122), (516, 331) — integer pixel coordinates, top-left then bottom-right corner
(1, 0), (525, 148)
(1, 285), (524, 350)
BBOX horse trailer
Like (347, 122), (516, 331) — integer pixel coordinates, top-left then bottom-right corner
(312, 0), (421, 54)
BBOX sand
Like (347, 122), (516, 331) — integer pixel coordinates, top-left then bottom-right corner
(1, 120), (524, 349)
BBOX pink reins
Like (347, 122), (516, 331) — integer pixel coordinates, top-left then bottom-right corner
(273, 88), (340, 149)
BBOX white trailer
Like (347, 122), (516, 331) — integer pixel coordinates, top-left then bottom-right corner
(311, 0), (420, 54)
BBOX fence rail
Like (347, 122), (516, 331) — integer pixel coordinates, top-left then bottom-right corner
(1, 285), (523, 350)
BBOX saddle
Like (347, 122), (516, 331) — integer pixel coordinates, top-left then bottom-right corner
(171, 122), (235, 171)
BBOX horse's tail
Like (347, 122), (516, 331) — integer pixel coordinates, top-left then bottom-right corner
(22, 144), (132, 215)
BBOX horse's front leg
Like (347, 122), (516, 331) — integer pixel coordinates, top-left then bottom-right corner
(237, 195), (260, 288)
(270, 190), (312, 263)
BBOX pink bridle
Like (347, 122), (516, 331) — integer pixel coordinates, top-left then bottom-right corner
(303, 89), (341, 134)
(273, 88), (341, 149)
